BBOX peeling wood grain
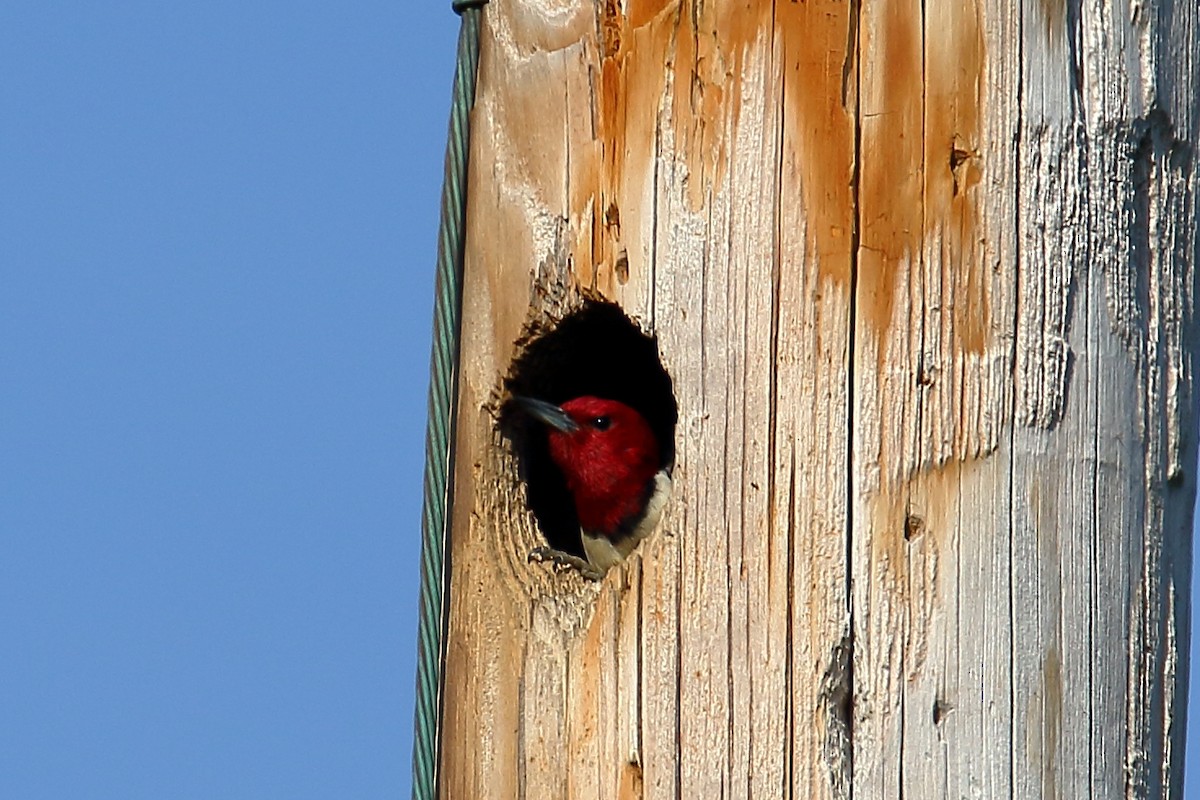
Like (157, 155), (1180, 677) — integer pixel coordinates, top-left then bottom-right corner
(438, 1), (1197, 798)
(443, 2), (852, 798)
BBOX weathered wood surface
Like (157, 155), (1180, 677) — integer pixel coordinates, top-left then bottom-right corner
(438, 1), (1198, 798)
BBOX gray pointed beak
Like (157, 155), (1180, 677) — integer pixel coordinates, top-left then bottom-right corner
(514, 396), (578, 433)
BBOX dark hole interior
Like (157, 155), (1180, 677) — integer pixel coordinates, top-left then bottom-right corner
(499, 301), (677, 558)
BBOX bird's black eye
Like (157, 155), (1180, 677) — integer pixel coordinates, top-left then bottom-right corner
(591, 416), (611, 431)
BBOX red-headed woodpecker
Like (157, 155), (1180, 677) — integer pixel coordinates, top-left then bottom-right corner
(515, 395), (671, 579)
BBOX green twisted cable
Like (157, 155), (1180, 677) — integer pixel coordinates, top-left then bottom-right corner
(412, 3), (486, 799)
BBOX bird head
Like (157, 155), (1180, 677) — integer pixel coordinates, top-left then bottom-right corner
(515, 395), (661, 536)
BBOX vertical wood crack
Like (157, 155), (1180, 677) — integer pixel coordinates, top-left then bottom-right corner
(844, 0), (863, 795)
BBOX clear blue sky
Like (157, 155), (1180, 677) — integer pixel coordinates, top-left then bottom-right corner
(0, 4), (1196, 798)
(2, 3), (455, 797)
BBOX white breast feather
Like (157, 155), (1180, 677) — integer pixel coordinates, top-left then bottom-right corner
(581, 469), (672, 573)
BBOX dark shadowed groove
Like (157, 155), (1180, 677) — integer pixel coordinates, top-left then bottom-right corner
(768, 3), (790, 793)
(1007, 0), (1025, 795)
(843, 0), (863, 796)
(1087, 184), (1101, 800)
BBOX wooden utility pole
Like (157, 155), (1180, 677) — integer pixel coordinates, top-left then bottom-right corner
(436, 1), (1198, 797)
